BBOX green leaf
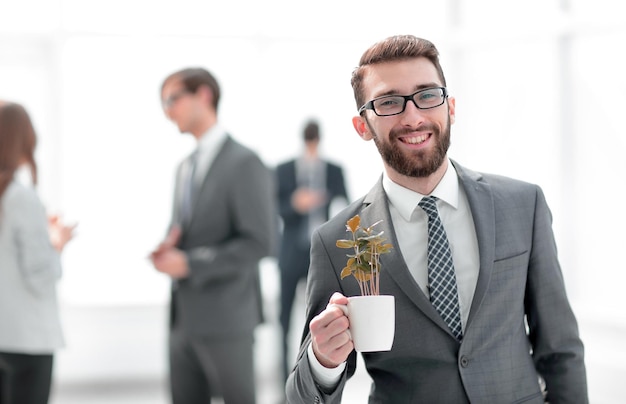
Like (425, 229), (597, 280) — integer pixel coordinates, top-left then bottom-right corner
(340, 266), (352, 279)
(354, 270), (371, 282)
(336, 239), (355, 249)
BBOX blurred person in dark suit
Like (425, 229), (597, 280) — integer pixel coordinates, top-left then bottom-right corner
(149, 68), (276, 404)
(0, 101), (76, 404)
(275, 119), (348, 382)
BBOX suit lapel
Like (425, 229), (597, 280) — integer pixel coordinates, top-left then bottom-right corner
(361, 179), (453, 333)
(185, 137), (231, 230)
(453, 161), (496, 330)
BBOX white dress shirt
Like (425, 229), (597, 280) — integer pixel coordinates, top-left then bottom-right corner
(309, 159), (480, 387)
(192, 124), (228, 187)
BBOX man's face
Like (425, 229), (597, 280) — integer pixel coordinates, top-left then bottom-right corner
(353, 57), (455, 178)
(161, 79), (199, 134)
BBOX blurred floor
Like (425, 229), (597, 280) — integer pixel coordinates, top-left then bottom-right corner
(49, 263), (624, 404)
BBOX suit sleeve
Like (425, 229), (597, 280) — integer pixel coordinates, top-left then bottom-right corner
(11, 186), (62, 295)
(276, 162), (301, 223)
(328, 163), (348, 202)
(525, 186), (588, 403)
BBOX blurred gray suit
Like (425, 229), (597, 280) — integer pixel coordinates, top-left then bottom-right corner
(286, 160), (587, 403)
(168, 135), (276, 403)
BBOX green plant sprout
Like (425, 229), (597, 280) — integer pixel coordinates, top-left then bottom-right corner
(336, 214), (393, 296)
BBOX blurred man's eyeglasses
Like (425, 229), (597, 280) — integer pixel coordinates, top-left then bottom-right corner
(162, 90), (191, 109)
(358, 87), (448, 117)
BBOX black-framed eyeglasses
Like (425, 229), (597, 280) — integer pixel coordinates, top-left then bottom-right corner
(358, 87), (448, 116)
(162, 90), (191, 109)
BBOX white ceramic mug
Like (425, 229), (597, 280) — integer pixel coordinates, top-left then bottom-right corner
(336, 295), (395, 352)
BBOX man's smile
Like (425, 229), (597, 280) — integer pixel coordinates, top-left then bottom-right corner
(399, 133), (430, 145)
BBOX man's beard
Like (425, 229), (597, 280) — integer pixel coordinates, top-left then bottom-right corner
(370, 116), (451, 178)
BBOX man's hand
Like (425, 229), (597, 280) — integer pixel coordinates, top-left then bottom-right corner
(151, 226), (181, 256)
(149, 226), (189, 279)
(291, 188), (326, 213)
(309, 292), (353, 368)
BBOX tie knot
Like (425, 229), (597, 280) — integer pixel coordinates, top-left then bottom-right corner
(418, 196), (439, 217)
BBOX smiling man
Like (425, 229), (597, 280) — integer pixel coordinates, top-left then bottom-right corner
(285, 35), (588, 403)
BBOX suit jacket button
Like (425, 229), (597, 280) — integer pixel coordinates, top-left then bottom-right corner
(314, 396), (321, 403)
(460, 355), (470, 368)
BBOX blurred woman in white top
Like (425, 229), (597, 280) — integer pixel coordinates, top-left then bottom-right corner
(0, 101), (76, 404)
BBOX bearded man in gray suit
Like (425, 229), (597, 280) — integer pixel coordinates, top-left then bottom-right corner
(150, 67), (276, 404)
(285, 35), (588, 403)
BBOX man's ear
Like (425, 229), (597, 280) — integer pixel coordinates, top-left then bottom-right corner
(352, 115), (373, 141)
(198, 84), (213, 108)
(448, 96), (456, 125)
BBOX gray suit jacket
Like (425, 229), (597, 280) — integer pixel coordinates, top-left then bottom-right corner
(286, 161), (587, 403)
(169, 136), (276, 337)
(0, 181), (64, 354)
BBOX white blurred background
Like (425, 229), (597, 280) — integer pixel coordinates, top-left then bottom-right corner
(1, 0), (625, 402)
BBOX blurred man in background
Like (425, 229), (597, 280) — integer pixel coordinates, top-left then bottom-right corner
(275, 119), (348, 382)
(150, 67), (276, 404)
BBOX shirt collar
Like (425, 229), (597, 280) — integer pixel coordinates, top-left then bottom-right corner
(382, 158), (459, 221)
(196, 123), (228, 155)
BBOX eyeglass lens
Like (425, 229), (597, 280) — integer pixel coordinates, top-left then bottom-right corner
(162, 90), (190, 109)
(372, 87), (445, 116)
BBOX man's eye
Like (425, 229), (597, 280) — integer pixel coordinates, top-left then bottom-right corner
(418, 92), (437, 101)
(377, 98), (401, 107)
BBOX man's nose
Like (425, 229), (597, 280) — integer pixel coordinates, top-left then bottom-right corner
(399, 98), (427, 124)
